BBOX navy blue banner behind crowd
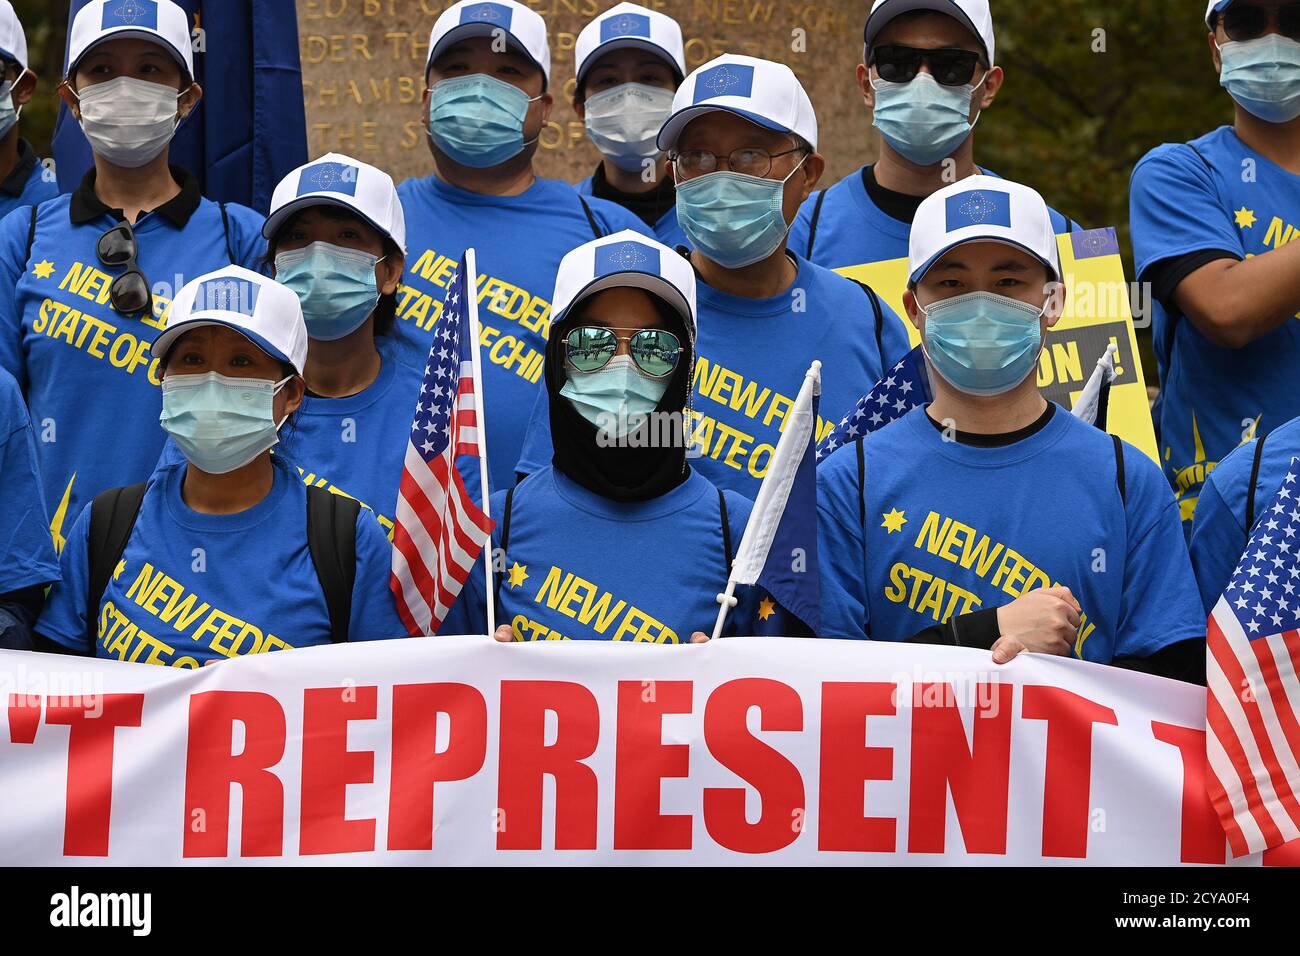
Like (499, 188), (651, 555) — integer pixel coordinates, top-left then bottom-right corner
(51, 0), (307, 212)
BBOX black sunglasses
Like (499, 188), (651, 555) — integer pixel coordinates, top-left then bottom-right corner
(871, 44), (983, 87)
(1220, 2), (1300, 41)
(564, 326), (683, 378)
(96, 221), (151, 316)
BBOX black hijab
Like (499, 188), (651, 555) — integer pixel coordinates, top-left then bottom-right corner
(544, 291), (694, 502)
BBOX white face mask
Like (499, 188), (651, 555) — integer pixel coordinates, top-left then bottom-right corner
(74, 76), (185, 168)
(583, 82), (675, 172)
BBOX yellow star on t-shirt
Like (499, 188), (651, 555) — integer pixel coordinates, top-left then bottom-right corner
(881, 508), (907, 534)
(32, 259), (55, 279)
(758, 596), (776, 621)
(506, 562), (528, 588)
(1234, 206), (1257, 229)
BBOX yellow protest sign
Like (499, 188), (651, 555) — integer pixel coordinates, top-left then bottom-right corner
(833, 227), (1159, 464)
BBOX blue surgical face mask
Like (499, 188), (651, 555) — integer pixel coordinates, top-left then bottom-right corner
(871, 71), (983, 167)
(1218, 35), (1300, 124)
(920, 290), (1046, 397)
(675, 154), (807, 269)
(275, 241), (382, 341)
(427, 73), (540, 168)
(584, 82), (675, 172)
(160, 371), (292, 475)
(0, 70), (27, 141)
(560, 354), (670, 438)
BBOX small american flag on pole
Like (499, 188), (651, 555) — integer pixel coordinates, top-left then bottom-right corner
(816, 345), (931, 461)
(1207, 457), (1300, 857)
(390, 250), (495, 636)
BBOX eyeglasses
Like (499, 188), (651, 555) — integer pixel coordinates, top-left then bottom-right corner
(870, 44), (983, 87)
(96, 221), (151, 316)
(564, 326), (683, 377)
(671, 145), (808, 180)
(1220, 2), (1300, 41)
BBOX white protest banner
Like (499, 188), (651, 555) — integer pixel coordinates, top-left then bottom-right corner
(1, 637), (1296, 866)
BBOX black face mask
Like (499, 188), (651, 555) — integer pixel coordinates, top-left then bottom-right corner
(544, 297), (694, 503)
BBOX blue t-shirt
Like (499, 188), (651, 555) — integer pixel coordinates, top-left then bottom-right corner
(446, 464), (755, 641)
(1190, 415), (1300, 614)
(0, 190), (266, 549)
(789, 165), (1076, 270)
(37, 455), (406, 666)
(575, 174), (688, 249)
(0, 144), (58, 221)
(394, 174), (651, 495)
(515, 251), (913, 500)
(280, 339), (422, 539)
(816, 405), (1204, 662)
(1130, 126), (1300, 530)
(0, 366), (58, 593)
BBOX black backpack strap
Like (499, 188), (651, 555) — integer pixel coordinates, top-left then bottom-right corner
(1158, 144), (1218, 375)
(804, 188), (827, 260)
(1112, 435), (1126, 506)
(1245, 431), (1269, 537)
(856, 437), (866, 527)
(87, 483), (147, 644)
(850, 279), (886, 362)
(718, 488), (733, 575)
(492, 485), (516, 617)
(306, 486), (360, 643)
(218, 201), (235, 263)
(25, 204), (37, 267)
(577, 195), (603, 239)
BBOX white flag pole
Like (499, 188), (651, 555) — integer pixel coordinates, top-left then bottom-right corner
(464, 248), (496, 638)
(710, 360), (821, 641)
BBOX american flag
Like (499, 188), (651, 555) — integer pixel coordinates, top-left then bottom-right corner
(1207, 458), (1300, 857)
(390, 252), (494, 636)
(816, 345), (931, 461)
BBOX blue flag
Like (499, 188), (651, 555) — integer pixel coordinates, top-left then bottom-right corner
(724, 363), (821, 636)
(816, 345), (932, 461)
(52, 0), (307, 212)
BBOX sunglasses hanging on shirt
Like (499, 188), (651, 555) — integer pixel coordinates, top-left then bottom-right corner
(96, 221), (152, 316)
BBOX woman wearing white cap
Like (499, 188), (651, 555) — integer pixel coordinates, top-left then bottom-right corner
(446, 231), (755, 643)
(262, 153), (420, 537)
(0, 0), (57, 219)
(572, 2), (688, 247)
(0, 0), (265, 554)
(34, 266), (406, 666)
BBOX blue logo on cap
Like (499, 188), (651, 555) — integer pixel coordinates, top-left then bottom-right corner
(945, 189), (1011, 232)
(103, 0), (158, 30)
(195, 277), (261, 317)
(594, 240), (660, 277)
(600, 12), (651, 41)
(459, 2), (512, 27)
(297, 162), (359, 198)
(692, 64), (754, 103)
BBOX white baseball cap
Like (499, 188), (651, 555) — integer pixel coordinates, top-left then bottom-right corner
(863, 0), (995, 66)
(575, 3), (685, 90)
(154, 266), (309, 375)
(264, 153), (407, 256)
(552, 230), (696, 344)
(908, 175), (1060, 285)
(67, 0), (193, 79)
(426, 0), (550, 88)
(0, 1), (27, 70)
(657, 54), (817, 152)
(1206, 1), (1233, 28)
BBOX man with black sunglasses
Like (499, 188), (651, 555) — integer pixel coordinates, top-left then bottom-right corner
(790, 0), (1075, 271)
(1129, 0), (1300, 537)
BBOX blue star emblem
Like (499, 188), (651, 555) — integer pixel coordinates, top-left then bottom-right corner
(959, 191), (997, 224)
(703, 67), (740, 96)
(466, 3), (503, 21)
(308, 165), (342, 191)
(610, 242), (648, 269)
(608, 14), (639, 34)
(114, 0), (146, 23)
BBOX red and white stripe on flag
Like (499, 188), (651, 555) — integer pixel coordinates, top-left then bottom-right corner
(1205, 461), (1300, 857)
(390, 255), (494, 636)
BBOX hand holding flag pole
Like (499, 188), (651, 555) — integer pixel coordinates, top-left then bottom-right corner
(711, 360), (822, 641)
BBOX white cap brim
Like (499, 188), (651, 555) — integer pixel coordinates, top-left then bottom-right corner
(70, 29), (190, 76)
(910, 236), (1060, 286)
(577, 38), (684, 86)
(427, 24), (546, 82)
(657, 104), (792, 152)
(556, 272), (694, 342)
(864, 0), (991, 63)
(262, 196), (407, 256)
(153, 319), (295, 373)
